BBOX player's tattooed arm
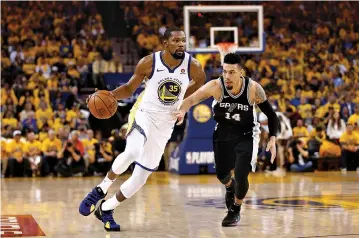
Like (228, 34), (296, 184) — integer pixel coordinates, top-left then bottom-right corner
(111, 55), (153, 100)
(253, 82), (267, 104)
(176, 79), (220, 125)
(184, 58), (206, 98)
(179, 79), (221, 113)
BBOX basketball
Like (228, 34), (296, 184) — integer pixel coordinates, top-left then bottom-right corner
(87, 90), (117, 119)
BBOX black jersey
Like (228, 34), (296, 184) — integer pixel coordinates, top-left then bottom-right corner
(212, 76), (260, 140)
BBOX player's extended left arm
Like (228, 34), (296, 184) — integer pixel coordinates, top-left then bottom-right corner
(254, 84), (279, 138)
(176, 80), (218, 125)
(184, 58), (206, 98)
(253, 83), (279, 162)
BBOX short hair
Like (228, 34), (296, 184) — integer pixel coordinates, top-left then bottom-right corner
(223, 53), (242, 66)
(164, 27), (182, 40)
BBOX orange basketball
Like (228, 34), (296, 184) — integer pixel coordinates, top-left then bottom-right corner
(87, 90), (117, 119)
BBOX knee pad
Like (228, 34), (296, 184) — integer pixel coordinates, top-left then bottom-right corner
(120, 166), (152, 199)
(216, 172), (232, 185)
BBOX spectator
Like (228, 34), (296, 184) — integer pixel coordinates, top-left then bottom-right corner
(19, 102), (35, 122)
(275, 112), (293, 174)
(106, 55), (123, 73)
(24, 131), (44, 176)
(42, 129), (62, 176)
(81, 129), (98, 167)
(288, 138), (314, 172)
(348, 104), (359, 126)
(5, 130), (32, 177)
(2, 110), (19, 129)
(87, 140), (113, 176)
(326, 111), (346, 142)
(55, 130), (85, 177)
(92, 54), (106, 87)
(1, 137), (8, 177)
(293, 119), (309, 138)
(339, 122), (359, 175)
(100, 44), (113, 61)
(110, 124), (127, 158)
(21, 111), (38, 133)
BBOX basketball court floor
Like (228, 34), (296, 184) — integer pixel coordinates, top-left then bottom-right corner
(1, 172), (359, 238)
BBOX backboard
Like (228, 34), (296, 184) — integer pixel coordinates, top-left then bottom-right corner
(184, 5), (264, 54)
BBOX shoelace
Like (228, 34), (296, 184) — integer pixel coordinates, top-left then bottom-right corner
(85, 190), (101, 205)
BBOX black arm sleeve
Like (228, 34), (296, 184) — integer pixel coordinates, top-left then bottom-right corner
(257, 100), (279, 137)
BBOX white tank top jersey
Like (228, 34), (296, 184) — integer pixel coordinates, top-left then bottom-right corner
(138, 51), (191, 121)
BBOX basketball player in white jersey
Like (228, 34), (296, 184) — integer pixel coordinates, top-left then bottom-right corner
(79, 27), (206, 231)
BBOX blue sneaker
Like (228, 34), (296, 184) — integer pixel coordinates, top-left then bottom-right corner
(79, 187), (106, 216)
(95, 200), (121, 231)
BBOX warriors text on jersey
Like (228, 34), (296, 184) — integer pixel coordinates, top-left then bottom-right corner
(138, 51), (191, 121)
(212, 76), (260, 139)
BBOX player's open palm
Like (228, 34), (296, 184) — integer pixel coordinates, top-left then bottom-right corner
(266, 137), (277, 164)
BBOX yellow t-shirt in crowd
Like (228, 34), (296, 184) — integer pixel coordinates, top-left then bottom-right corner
(82, 138), (99, 160)
(25, 140), (42, 155)
(298, 104), (312, 119)
(339, 132), (359, 145)
(348, 113), (359, 125)
(2, 118), (18, 129)
(6, 139), (26, 160)
(42, 138), (62, 153)
(293, 126), (310, 137)
(66, 109), (78, 122)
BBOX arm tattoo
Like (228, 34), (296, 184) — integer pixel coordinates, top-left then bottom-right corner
(198, 95), (210, 104)
(254, 84), (267, 104)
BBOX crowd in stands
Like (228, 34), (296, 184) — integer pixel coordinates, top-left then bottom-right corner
(1, 2), (359, 177)
(1, 2), (125, 178)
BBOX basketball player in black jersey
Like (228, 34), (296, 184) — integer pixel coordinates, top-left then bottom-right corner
(176, 53), (279, 226)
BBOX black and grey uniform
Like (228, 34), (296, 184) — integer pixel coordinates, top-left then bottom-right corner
(212, 76), (260, 199)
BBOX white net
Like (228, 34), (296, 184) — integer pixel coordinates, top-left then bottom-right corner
(216, 42), (238, 65)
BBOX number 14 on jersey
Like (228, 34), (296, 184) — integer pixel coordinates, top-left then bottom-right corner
(225, 113), (241, 121)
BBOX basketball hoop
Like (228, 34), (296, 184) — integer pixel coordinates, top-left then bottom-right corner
(216, 42), (238, 65)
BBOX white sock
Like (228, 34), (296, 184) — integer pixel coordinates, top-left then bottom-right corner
(102, 194), (121, 211)
(97, 174), (116, 194)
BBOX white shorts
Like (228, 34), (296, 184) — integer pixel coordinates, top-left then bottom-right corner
(127, 109), (174, 171)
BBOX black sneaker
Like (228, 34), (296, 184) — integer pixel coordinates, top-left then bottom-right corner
(94, 200), (121, 232)
(225, 178), (235, 209)
(222, 203), (241, 227)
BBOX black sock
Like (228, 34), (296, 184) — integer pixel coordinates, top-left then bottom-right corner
(232, 202), (241, 212)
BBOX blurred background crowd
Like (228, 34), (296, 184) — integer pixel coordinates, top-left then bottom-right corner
(1, 1), (358, 178)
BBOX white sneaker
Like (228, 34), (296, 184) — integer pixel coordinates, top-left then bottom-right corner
(341, 168), (347, 175)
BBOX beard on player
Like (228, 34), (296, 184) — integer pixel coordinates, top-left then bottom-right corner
(224, 79), (234, 90)
(170, 48), (185, 60)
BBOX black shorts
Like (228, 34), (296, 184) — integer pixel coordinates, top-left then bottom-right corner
(213, 128), (254, 176)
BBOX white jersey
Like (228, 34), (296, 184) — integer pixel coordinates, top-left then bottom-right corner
(138, 51), (191, 121)
(128, 51), (192, 170)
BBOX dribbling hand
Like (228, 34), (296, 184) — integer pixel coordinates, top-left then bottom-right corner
(86, 88), (98, 107)
(266, 136), (277, 164)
